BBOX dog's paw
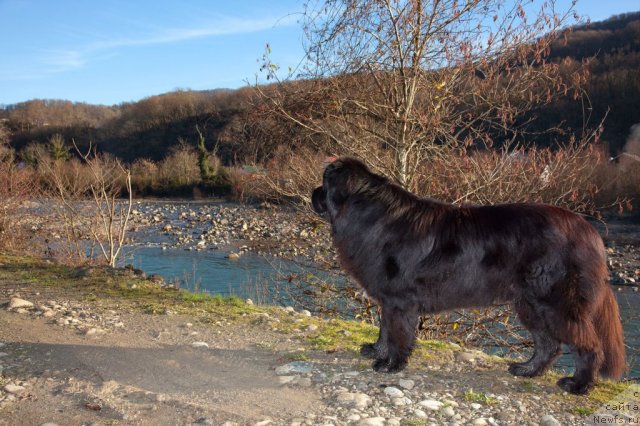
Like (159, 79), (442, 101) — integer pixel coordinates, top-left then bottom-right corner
(360, 343), (377, 359)
(556, 376), (593, 395)
(508, 362), (542, 377)
(385, 358), (407, 373)
(372, 358), (390, 372)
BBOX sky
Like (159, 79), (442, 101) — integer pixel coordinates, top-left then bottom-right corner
(0, 0), (638, 106)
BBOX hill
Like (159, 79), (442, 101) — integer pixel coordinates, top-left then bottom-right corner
(1, 11), (639, 163)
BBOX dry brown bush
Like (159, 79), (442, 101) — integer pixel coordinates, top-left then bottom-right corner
(0, 162), (37, 251)
(415, 142), (606, 214)
(157, 143), (201, 190)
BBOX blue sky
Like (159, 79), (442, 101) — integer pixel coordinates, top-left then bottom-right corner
(1, 0), (638, 106)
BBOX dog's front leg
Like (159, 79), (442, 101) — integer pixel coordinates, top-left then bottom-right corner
(361, 306), (389, 359)
(372, 305), (418, 373)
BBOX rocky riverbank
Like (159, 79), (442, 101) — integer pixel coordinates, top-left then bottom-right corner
(0, 256), (633, 425)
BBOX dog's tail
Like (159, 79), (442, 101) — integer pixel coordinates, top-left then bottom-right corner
(595, 288), (626, 379)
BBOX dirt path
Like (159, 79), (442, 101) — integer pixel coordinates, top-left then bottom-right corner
(0, 292), (323, 425)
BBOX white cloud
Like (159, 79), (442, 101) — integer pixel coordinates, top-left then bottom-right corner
(40, 14), (298, 73)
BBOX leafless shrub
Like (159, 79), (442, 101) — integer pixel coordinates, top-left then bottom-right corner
(36, 144), (132, 266)
(0, 150), (37, 251)
(157, 143), (201, 190)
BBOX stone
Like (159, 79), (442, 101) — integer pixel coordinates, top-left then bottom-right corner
(278, 375), (297, 385)
(300, 309), (312, 317)
(306, 324), (318, 332)
(8, 297), (33, 310)
(413, 409), (427, 419)
(472, 419), (489, 426)
(335, 392), (371, 409)
(357, 417), (385, 426)
(275, 361), (312, 375)
(3, 384), (25, 394)
(398, 378), (415, 390)
(539, 415), (561, 426)
(470, 403), (482, 410)
(443, 406), (455, 417)
(245, 299), (254, 305)
(384, 386), (404, 398)
(191, 342), (209, 349)
(227, 252), (240, 261)
(418, 399), (443, 410)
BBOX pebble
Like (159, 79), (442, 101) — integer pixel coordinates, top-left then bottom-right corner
(357, 417), (385, 426)
(539, 415), (561, 426)
(275, 361), (312, 375)
(191, 342), (209, 349)
(8, 297), (34, 310)
(398, 378), (414, 390)
(472, 419), (489, 426)
(3, 384), (26, 394)
(383, 386), (404, 398)
(443, 405), (456, 417)
(418, 399), (443, 410)
(335, 392), (371, 409)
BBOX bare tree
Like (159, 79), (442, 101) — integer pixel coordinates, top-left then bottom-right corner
(259, 0), (588, 191)
(38, 143), (133, 267)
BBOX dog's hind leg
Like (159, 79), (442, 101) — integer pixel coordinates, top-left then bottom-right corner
(361, 308), (389, 359)
(557, 345), (603, 395)
(372, 305), (418, 373)
(509, 299), (561, 377)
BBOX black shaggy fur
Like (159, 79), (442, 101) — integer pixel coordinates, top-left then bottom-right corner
(311, 157), (625, 395)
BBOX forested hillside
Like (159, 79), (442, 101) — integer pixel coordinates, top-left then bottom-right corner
(1, 11), (639, 163)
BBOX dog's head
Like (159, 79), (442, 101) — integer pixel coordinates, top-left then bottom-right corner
(311, 157), (382, 219)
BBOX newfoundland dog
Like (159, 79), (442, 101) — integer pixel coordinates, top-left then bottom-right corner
(311, 157), (625, 395)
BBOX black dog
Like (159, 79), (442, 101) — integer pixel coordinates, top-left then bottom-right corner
(311, 157), (625, 394)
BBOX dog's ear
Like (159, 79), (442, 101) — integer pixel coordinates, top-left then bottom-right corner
(324, 161), (352, 207)
(311, 187), (327, 214)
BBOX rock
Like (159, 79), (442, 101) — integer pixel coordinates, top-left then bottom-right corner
(413, 409), (427, 419)
(384, 386), (404, 398)
(245, 298), (254, 305)
(398, 378), (415, 390)
(8, 297), (33, 310)
(227, 252), (240, 261)
(278, 375), (298, 385)
(300, 309), (312, 317)
(357, 417), (385, 426)
(470, 403), (482, 410)
(3, 384), (25, 394)
(39, 423), (60, 426)
(297, 377), (312, 387)
(539, 415), (561, 426)
(443, 405), (455, 417)
(472, 419), (489, 426)
(335, 392), (371, 409)
(455, 351), (477, 363)
(275, 361), (313, 375)
(306, 324), (318, 332)
(191, 342), (209, 349)
(418, 399), (443, 410)
(284, 306), (295, 313)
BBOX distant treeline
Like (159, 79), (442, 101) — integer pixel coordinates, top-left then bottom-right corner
(1, 12), (639, 163)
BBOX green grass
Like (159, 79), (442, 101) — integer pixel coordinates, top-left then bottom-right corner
(463, 390), (499, 406)
(283, 352), (310, 362)
(571, 406), (594, 415)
